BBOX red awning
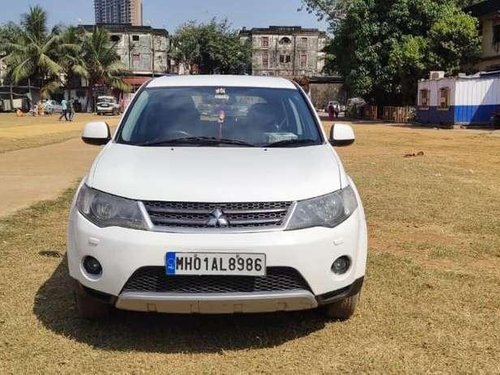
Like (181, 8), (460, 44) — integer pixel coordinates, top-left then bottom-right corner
(122, 77), (151, 86)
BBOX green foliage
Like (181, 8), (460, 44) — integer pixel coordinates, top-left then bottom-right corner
(172, 19), (251, 74)
(3, 6), (62, 97)
(306, 0), (481, 105)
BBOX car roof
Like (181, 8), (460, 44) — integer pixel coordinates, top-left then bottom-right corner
(147, 75), (297, 90)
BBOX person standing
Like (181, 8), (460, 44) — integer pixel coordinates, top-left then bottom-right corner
(59, 98), (68, 121)
(327, 102), (335, 121)
(68, 98), (76, 122)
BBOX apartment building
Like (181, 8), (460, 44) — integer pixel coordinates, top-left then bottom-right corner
(239, 26), (327, 77)
(94, 0), (143, 26)
(466, 0), (500, 71)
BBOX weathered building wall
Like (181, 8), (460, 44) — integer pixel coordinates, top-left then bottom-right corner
(467, 1), (500, 71)
(241, 26), (326, 77)
(82, 24), (169, 76)
(110, 31), (168, 74)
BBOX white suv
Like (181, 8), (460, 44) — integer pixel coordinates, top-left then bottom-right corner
(96, 96), (121, 116)
(68, 75), (368, 320)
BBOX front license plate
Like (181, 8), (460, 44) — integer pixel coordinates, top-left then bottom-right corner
(166, 252), (266, 276)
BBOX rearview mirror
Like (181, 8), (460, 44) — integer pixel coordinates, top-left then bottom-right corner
(82, 122), (111, 146)
(329, 124), (355, 147)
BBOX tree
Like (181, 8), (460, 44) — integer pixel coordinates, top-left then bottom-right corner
(303, 0), (481, 105)
(3, 6), (62, 97)
(56, 27), (88, 97)
(172, 19), (251, 75)
(80, 27), (129, 111)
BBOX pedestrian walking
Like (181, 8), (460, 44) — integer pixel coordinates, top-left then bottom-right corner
(59, 98), (68, 121)
(334, 103), (340, 119)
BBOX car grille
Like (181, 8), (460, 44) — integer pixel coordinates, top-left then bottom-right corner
(142, 201), (292, 230)
(122, 267), (311, 294)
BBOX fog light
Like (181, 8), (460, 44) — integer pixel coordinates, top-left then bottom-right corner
(332, 256), (351, 275)
(83, 256), (102, 275)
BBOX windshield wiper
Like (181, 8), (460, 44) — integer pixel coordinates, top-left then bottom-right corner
(264, 139), (320, 148)
(139, 137), (255, 147)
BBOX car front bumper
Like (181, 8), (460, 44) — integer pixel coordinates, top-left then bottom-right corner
(67, 197), (367, 314)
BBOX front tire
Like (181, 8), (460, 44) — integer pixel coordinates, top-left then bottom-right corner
(73, 281), (112, 320)
(322, 292), (360, 321)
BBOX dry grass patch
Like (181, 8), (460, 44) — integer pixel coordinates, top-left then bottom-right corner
(0, 113), (120, 153)
(1, 124), (500, 373)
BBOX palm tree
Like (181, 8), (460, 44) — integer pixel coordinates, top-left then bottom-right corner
(4, 6), (62, 98)
(57, 27), (87, 98)
(81, 27), (130, 111)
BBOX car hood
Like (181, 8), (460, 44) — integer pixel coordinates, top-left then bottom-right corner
(88, 143), (343, 202)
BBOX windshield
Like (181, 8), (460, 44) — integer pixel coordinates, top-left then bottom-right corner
(117, 86), (323, 147)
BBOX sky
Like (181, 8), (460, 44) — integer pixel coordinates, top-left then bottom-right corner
(0, 0), (329, 33)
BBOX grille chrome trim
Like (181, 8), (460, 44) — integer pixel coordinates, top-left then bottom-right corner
(142, 200), (295, 233)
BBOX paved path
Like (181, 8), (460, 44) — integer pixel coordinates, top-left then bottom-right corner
(0, 138), (102, 217)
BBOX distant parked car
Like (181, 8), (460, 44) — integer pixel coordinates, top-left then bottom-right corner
(44, 100), (62, 114)
(96, 96), (121, 115)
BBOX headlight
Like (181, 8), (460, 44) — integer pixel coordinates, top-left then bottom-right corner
(286, 186), (358, 231)
(76, 184), (148, 230)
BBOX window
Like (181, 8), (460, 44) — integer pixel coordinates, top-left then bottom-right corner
(279, 37), (292, 45)
(301, 37), (308, 47)
(118, 87), (323, 147)
(110, 35), (120, 43)
(439, 88), (450, 110)
(132, 35), (140, 41)
(300, 54), (308, 68)
(262, 52), (269, 68)
(494, 24), (500, 44)
(419, 89), (429, 109)
(279, 55), (291, 64)
(261, 37), (269, 48)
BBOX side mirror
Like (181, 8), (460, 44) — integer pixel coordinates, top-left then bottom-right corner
(82, 122), (111, 146)
(329, 123), (355, 147)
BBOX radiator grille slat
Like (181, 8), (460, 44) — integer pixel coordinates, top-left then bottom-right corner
(122, 267), (311, 294)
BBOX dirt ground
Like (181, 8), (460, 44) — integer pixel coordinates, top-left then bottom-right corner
(0, 113), (120, 153)
(1, 121), (500, 373)
(0, 113), (120, 217)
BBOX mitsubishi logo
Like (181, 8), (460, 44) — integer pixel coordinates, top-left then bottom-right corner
(207, 208), (230, 228)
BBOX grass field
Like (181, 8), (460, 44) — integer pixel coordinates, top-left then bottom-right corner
(0, 113), (120, 153)
(1, 124), (500, 373)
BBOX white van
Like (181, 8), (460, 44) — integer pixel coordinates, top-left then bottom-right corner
(68, 75), (368, 320)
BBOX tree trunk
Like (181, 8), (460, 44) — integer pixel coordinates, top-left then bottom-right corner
(9, 84), (14, 112)
(86, 79), (95, 113)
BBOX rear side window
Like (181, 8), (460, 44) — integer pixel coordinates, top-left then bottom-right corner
(118, 86), (322, 147)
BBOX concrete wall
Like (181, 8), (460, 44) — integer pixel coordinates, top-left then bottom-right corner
(309, 82), (345, 109)
(110, 30), (168, 75)
(475, 14), (500, 71)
